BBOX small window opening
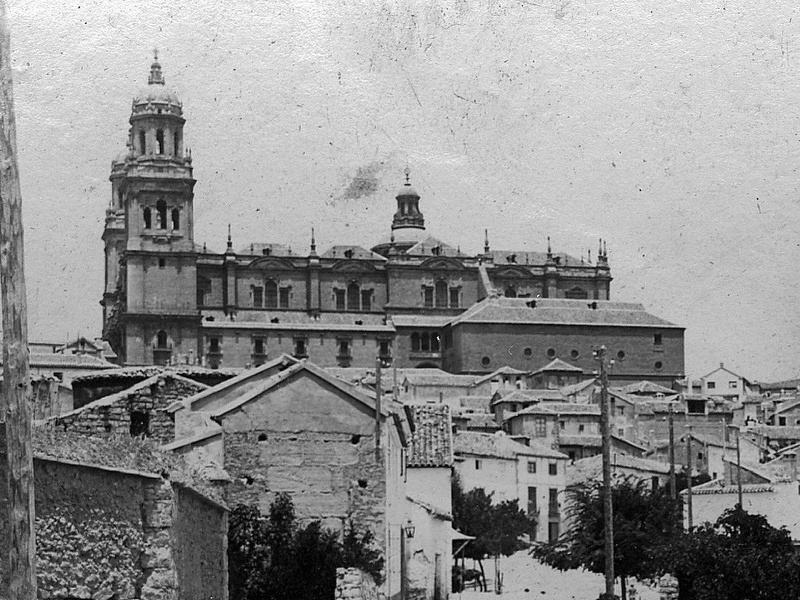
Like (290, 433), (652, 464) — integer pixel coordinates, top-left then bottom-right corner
(173, 131), (180, 156)
(257, 433), (267, 442)
(143, 207), (152, 229)
(351, 434), (361, 445)
(156, 129), (165, 154)
(156, 200), (167, 229)
(654, 333), (663, 346)
(357, 478), (368, 488)
(156, 330), (168, 348)
(158, 258), (165, 268)
(130, 411), (150, 437)
(139, 130), (146, 155)
(171, 208), (180, 230)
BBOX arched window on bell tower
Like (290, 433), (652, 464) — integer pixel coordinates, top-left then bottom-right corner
(139, 130), (146, 156)
(156, 129), (165, 154)
(173, 131), (180, 156)
(171, 208), (180, 230)
(143, 207), (152, 229)
(156, 200), (167, 229)
(156, 330), (168, 348)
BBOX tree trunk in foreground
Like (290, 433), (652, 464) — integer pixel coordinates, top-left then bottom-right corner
(0, 1), (36, 598)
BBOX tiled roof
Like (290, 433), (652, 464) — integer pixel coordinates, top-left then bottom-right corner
(71, 365), (240, 385)
(512, 402), (600, 416)
(557, 434), (601, 447)
(389, 314), (452, 328)
(454, 431), (566, 460)
(488, 250), (584, 267)
(567, 454), (670, 485)
(759, 378), (800, 392)
(402, 372), (479, 387)
(405, 236), (462, 258)
(475, 366), (529, 384)
(560, 379), (597, 397)
(492, 389), (567, 406)
(775, 398), (800, 416)
(448, 297), (681, 329)
(407, 405), (453, 468)
(17, 353), (117, 370)
(455, 396), (493, 411)
(451, 412), (500, 431)
(320, 245), (387, 261)
(617, 380), (676, 395)
(200, 310), (395, 332)
(530, 358), (583, 375)
(687, 480), (774, 495)
(237, 242), (295, 257)
(748, 425), (800, 440)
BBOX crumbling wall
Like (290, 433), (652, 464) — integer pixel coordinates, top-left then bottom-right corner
(54, 376), (203, 443)
(335, 568), (378, 600)
(172, 486), (228, 600)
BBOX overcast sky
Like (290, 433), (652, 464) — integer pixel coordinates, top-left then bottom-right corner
(7, 0), (800, 382)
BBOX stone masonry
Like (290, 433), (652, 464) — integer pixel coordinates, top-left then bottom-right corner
(52, 373), (207, 444)
(335, 568), (379, 600)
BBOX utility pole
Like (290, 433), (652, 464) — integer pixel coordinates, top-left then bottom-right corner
(0, 2), (37, 597)
(734, 425), (743, 507)
(685, 427), (693, 530)
(595, 346), (614, 599)
(668, 402), (676, 499)
(374, 357), (382, 460)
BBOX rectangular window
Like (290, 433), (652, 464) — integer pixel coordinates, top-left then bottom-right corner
(279, 287), (290, 309)
(548, 488), (559, 515)
(449, 287), (460, 308)
(361, 289), (372, 312)
(335, 289), (346, 310)
(559, 420), (565, 430)
(423, 286), (434, 308)
(707, 381), (716, 390)
(379, 340), (391, 360)
(729, 381), (738, 389)
(527, 460), (537, 474)
(780, 416), (787, 426)
(534, 417), (547, 437)
(252, 286), (263, 308)
(209, 337), (221, 353)
(130, 411), (150, 437)
(578, 424), (585, 433)
(293, 337), (307, 358)
(653, 333), (663, 346)
(253, 337), (265, 355)
(337, 339), (351, 358)
(548, 462), (558, 476)
(548, 522), (560, 542)
(475, 459), (482, 470)
(618, 406), (625, 416)
(527, 486), (538, 516)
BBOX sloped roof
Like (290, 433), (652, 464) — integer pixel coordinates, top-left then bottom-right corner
(618, 380), (676, 395)
(200, 310), (395, 332)
(168, 353), (299, 413)
(747, 425), (800, 441)
(454, 431), (566, 460)
(774, 398), (800, 416)
(52, 372), (207, 422)
(71, 364), (240, 385)
(210, 360), (389, 420)
(447, 297), (681, 329)
(237, 242), (295, 257)
(389, 314), (452, 328)
(475, 366), (529, 384)
(560, 379), (597, 397)
(321, 245), (387, 261)
(407, 405), (453, 468)
(759, 378), (800, 392)
(488, 250), (584, 267)
(512, 402), (600, 416)
(567, 454), (670, 485)
(405, 236), (462, 258)
(492, 389), (567, 406)
(21, 353), (117, 370)
(687, 480), (774, 495)
(722, 459), (773, 484)
(451, 412), (500, 431)
(402, 371), (479, 387)
(530, 358), (584, 375)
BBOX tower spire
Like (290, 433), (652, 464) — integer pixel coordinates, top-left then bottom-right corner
(148, 48), (164, 85)
(547, 236), (552, 258)
(227, 224), (232, 251)
(310, 227), (317, 255)
(484, 229), (490, 254)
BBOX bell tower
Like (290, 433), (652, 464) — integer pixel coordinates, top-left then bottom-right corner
(102, 52), (200, 365)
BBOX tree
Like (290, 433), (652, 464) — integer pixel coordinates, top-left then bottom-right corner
(531, 476), (681, 600)
(228, 494), (385, 600)
(670, 506), (800, 600)
(451, 473), (535, 591)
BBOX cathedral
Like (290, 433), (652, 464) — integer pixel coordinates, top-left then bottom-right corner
(102, 57), (684, 384)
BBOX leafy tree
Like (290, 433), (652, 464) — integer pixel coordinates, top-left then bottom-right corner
(451, 472), (536, 591)
(670, 506), (800, 600)
(531, 476), (681, 599)
(228, 494), (384, 600)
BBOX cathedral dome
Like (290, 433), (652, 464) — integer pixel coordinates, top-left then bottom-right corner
(131, 54), (182, 115)
(396, 182), (419, 198)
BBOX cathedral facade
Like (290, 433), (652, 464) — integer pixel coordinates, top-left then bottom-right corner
(102, 58), (683, 384)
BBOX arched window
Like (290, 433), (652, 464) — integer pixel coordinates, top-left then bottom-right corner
(156, 200), (167, 229)
(347, 282), (360, 310)
(435, 280), (448, 308)
(143, 207), (152, 229)
(504, 286), (517, 298)
(173, 131), (180, 156)
(171, 208), (180, 230)
(431, 333), (441, 352)
(265, 280), (278, 308)
(411, 333), (421, 352)
(156, 129), (165, 154)
(139, 130), (146, 155)
(421, 333), (430, 352)
(156, 330), (168, 348)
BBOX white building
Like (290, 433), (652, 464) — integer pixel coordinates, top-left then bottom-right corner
(453, 430), (568, 542)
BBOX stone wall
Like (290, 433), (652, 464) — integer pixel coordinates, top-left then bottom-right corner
(335, 568), (379, 600)
(54, 375), (204, 443)
(0, 441), (227, 600)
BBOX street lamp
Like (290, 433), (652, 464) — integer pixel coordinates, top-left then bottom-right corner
(404, 519), (416, 539)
